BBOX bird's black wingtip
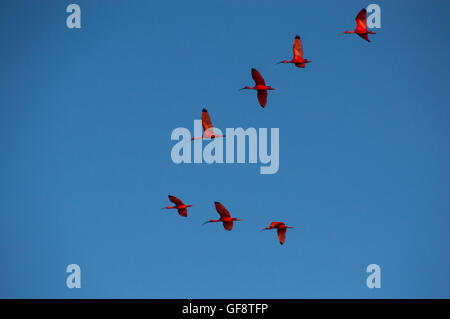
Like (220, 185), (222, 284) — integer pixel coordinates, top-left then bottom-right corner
(251, 68), (256, 71)
(168, 195), (174, 197)
(295, 35), (300, 39)
(214, 201), (221, 204)
(202, 108), (208, 112)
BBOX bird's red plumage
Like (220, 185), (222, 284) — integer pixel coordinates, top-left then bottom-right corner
(293, 36), (303, 60)
(214, 202), (231, 218)
(257, 90), (267, 107)
(355, 9), (367, 33)
(223, 221), (233, 230)
(168, 195), (184, 206)
(251, 68), (266, 86)
(277, 228), (287, 245)
(177, 208), (188, 217)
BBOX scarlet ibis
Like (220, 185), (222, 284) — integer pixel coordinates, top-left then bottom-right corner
(202, 201), (242, 231)
(162, 195), (192, 217)
(277, 35), (311, 68)
(191, 108), (225, 140)
(261, 222), (294, 245)
(240, 68), (275, 108)
(342, 8), (375, 42)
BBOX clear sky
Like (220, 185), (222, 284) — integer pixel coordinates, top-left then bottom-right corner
(1, 0), (449, 298)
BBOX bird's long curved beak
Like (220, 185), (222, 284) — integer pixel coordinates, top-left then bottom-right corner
(239, 87), (245, 91)
(202, 221), (210, 226)
(276, 61), (283, 65)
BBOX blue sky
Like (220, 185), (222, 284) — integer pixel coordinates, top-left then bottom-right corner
(0, 0), (449, 298)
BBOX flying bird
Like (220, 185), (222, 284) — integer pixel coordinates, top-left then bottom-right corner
(191, 108), (225, 140)
(277, 35), (311, 68)
(162, 195), (192, 217)
(202, 202), (242, 231)
(342, 8), (375, 42)
(240, 68), (275, 108)
(261, 222), (294, 245)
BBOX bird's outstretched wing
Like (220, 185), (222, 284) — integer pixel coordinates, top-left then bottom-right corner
(168, 195), (184, 206)
(201, 108), (214, 135)
(277, 228), (287, 245)
(177, 208), (188, 217)
(270, 222), (284, 228)
(251, 68), (266, 86)
(355, 9), (367, 33)
(357, 33), (370, 42)
(214, 201), (231, 218)
(293, 35), (303, 60)
(257, 90), (267, 108)
(223, 221), (233, 231)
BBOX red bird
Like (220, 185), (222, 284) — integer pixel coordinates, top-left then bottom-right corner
(277, 35), (311, 68)
(202, 201), (242, 231)
(342, 8), (375, 42)
(261, 222), (294, 245)
(162, 195), (192, 217)
(191, 108), (225, 140)
(240, 68), (275, 108)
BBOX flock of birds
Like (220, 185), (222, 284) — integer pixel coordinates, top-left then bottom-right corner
(162, 196), (293, 245)
(241, 8), (374, 108)
(163, 8), (375, 245)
